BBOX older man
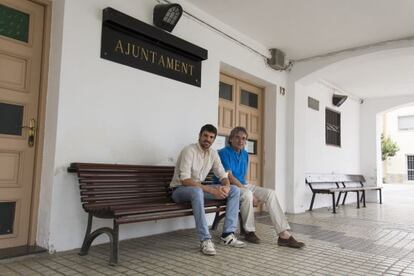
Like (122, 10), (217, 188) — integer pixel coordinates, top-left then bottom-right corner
(170, 124), (245, 256)
(217, 126), (304, 248)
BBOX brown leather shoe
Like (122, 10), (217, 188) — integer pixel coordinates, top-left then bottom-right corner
(277, 236), (305, 248)
(244, 232), (261, 244)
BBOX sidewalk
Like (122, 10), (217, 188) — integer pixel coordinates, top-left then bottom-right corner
(1, 184), (414, 275)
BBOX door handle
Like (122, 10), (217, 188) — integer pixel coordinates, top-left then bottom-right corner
(21, 118), (37, 147)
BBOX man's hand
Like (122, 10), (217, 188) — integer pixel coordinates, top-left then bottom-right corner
(209, 186), (229, 199)
(221, 185), (230, 194)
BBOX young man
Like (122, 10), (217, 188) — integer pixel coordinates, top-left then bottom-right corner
(217, 126), (305, 248)
(170, 124), (245, 256)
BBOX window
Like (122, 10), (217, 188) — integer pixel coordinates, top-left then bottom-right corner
(240, 89), (258, 109)
(398, 115), (414, 130)
(0, 102), (24, 136)
(0, 4), (30, 43)
(326, 109), (341, 146)
(219, 82), (232, 101)
(408, 155), (414, 181)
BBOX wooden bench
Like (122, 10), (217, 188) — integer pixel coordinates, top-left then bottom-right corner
(305, 174), (383, 213)
(68, 162), (228, 265)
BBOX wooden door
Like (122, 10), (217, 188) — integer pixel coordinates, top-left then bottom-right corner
(0, 0), (44, 248)
(218, 73), (263, 186)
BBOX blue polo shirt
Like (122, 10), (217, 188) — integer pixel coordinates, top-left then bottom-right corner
(215, 145), (249, 185)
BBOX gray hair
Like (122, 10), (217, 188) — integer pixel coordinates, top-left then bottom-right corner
(228, 127), (248, 145)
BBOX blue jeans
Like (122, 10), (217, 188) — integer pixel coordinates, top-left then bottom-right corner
(172, 185), (240, 241)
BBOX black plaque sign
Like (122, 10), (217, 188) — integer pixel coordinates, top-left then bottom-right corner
(101, 8), (208, 87)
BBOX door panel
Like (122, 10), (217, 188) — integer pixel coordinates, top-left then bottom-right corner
(0, 151), (21, 186)
(218, 74), (236, 134)
(222, 107), (234, 129)
(0, 0), (44, 248)
(0, 52), (29, 92)
(250, 114), (260, 135)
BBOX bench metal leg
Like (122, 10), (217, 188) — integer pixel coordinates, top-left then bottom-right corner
(362, 191), (366, 207)
(211, 211), (245, 234)
(379, 189), (383, 204)
(356, 191), (360, 208)
(78, 214), (119, 266)
(110, 222), (119, 266)
(332, 193), (336, 213)
(342, 192), (348, 205)
(211, 211), (225, 230)
(309, 192), (316, 211)
(79, 213), (93, 256)
(336, 192), (342, 207)
(239, 213), (245, 235)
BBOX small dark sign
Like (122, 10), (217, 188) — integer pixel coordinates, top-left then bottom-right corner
(101, 8), (208, 87)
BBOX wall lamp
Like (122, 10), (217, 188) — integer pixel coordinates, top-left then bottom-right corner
(332, 94), (348, 107)
(153, 3), (183, 32)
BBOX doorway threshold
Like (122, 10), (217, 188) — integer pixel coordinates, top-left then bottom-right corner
(0, 245), (47, 260)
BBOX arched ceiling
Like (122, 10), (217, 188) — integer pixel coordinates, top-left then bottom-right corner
(184, 0), (414, 99)
(185, 0), (414, 61)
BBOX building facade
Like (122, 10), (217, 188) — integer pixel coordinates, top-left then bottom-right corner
(1, 0), (413, 253)
(383, 106), (414, 183)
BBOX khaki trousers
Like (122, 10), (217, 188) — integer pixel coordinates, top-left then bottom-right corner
(240, 184), (290, 234)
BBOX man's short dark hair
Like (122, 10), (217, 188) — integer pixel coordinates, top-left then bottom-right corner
(229, 126), (248, 145)
(199, 124), (217, 137)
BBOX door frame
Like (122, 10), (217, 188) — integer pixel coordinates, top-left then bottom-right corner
(219, 72), (265, 187)
(24, 0), (52, 246)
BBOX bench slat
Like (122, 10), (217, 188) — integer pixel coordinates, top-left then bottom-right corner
(112, 200), (225, 215)
(80, 188), (166, 195)
(78, 178), (170, 183)
(80, 184), (167, 190)
(78, 173), (173, 177)
(305, 173), (365, 183)
(83, 198), (172, 209)
(116, 206), (226, 224)
(80, 193), (169, 201)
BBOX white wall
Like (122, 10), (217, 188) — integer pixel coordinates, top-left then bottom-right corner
(300, 82), (361, 210)
(38, 0), (287, 251)
(383, 106), (414, 182)
(36, 0), (65, 252)
(304, 83), (360, 174)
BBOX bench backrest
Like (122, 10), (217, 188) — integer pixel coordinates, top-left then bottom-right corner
(68, 163), (175, 211)
(305, 174), (365, 184)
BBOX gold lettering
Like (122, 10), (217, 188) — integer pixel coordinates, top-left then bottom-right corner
(132, 44), (139, 58)
(124, 42), (131, 55)
(114, 40), (124, 54)
(166, 57), (174, 69)
(188, 64), (194, 76)
(141, 48), (149, 61)
(174, 59), (181, 72)
(182, 63), (188, 74)
(149, 51), (157, 63)
(158, 55), (165, 67)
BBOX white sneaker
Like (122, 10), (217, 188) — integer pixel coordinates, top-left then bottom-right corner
(200, 239), (216, 255)
(220, 233), (246, 248)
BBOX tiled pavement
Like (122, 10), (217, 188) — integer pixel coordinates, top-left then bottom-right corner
(1, 184), (414, 275)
